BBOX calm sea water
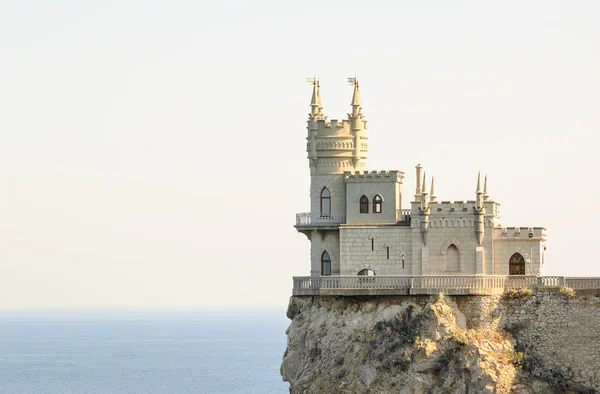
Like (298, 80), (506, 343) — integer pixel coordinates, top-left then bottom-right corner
(0, 310), (290, 394)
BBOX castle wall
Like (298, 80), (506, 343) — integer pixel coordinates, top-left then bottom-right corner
(339, 227), (413, 275)
(345, 177), (401, 225)
(310, 230), (340, 276)
(310, 174), (346, 218)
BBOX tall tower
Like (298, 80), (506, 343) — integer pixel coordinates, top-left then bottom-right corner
(299, 79), (369, 276)
(306, 79), (369, 221)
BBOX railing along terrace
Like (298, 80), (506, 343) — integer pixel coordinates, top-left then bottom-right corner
(292, 275), (600, 296)
(396, 209), (412, 222)
(295, 213), (346, 226)
(565, 277), (600, 289)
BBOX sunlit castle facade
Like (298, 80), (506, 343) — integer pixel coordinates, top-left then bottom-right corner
(295, 80), (547, 278)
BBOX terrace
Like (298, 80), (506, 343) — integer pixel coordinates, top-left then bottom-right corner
(292, 275), (600, 296)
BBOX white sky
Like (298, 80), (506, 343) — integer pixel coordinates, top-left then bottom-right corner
(1, 1), (599, 309)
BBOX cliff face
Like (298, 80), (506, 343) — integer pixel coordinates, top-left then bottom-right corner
(281, 292), (600, 394)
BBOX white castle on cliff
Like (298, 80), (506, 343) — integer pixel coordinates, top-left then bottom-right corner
(295, 79), (546, 278)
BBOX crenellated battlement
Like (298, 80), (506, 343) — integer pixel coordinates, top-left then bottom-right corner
(495, 227), (547, 239)
(344, 170), (404, 182)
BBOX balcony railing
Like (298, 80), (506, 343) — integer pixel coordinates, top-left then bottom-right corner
(295, 213), (346, 226)
(292, 275), (600, 296)
(396, 209), (412, 222)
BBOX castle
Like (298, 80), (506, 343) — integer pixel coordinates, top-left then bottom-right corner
(295, 80), (546, 278)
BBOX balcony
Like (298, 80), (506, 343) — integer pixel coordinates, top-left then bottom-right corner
(295, 213), (346, 228)
(396, 209), (411, 224)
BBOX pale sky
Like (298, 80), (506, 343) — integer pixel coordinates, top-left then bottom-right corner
(1, 1), (599, 309)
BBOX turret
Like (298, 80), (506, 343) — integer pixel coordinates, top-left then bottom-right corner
(420, 172), (430, 245)
(474, 172), (485, 246)
(414, 164), (423, 200)
(483, 175), (489, 201)
(306, 78), (368, 175)
(430, 176), (437, 202)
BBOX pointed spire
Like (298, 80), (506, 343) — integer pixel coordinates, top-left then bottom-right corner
(483, 175), (489, 201)
(421, 172), (428, 194)
(430, 176), (437, 202)
(316, 81), (323, 109)
(347, 77), (362, 118)
(351, 80), (361, 107)
(310, 80), (318, 107)
(476, 171), (483, 193)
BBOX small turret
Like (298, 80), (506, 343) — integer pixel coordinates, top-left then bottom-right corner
(474, 171), (485, 246)
(483, 175), (489, 201)
(430, 176), (437, 202)
(475, 171), (484, 209)
(420, 172), (430, 245)
(350, 79), (362, 118)
(420, 172), (429, 210)
(309, 79), (324, 120)
(414, 164), (423, 200)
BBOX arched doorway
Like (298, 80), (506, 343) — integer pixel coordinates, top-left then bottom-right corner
(509, 253), (525, 275)
(358, 269), (375, 276)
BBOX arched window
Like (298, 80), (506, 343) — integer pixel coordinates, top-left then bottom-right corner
(358, 269), (375, 276)
(509, 253), (525, 275)
(445, 244), (460, 271)
(373, 195), (382, 213)
(321, 251), (331, 276)
(320, 187), (331, 217)
(359, 195), (369, 213)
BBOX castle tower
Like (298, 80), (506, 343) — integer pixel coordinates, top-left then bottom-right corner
(306, 79), (369, 221)
(301, 79), (369, 276)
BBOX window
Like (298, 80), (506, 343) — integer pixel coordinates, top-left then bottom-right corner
(509, 253), (525, 275)
(320, 187), (331, 217)
(358, 269), (375, 276)
(360, 195), (369, 213)
(445, 244), (460, 271)
(373, 195), (382, 213)
(321, 251), (331, 276)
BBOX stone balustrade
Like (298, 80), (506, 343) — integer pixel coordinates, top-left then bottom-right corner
(565, 277), (600, 289)
(295, 212), (346, 226)
(396, 209), (411, 222)
(292, 275), (600, 296)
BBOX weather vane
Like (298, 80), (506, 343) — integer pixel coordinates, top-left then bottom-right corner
(306, 76), (319, 86)
(347, 76), (358, 86)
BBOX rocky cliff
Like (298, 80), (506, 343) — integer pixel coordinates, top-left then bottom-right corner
(281, 291), (600, 393)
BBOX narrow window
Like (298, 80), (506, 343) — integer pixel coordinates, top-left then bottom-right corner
(371, 238), (374, 251)
(445, 244), (460, 271)
(359, 195), (369, 213)
(321, 251), (331, 276)
(402, 255), (405, 269)
(320, 187), (331, 217)
(387, 246), (390, 260)
(373, 195), (382, 213)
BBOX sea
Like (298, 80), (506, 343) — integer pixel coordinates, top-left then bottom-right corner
(0, 310), (290, 394)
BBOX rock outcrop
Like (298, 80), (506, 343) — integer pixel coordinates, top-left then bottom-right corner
(281, 292), (600, 393)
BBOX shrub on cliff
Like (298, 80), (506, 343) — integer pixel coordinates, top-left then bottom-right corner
(559, 287), (575, 299)
(503, 288), (533, 299)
